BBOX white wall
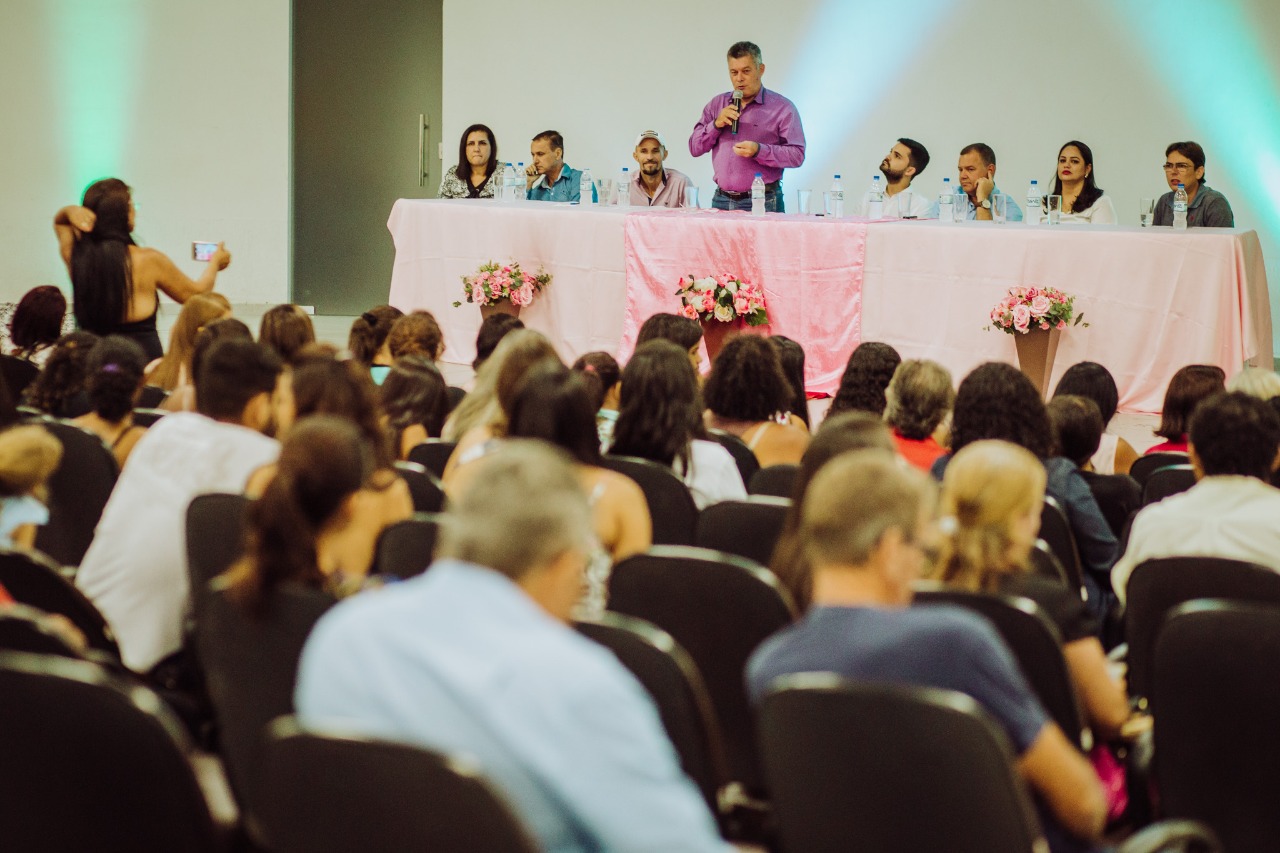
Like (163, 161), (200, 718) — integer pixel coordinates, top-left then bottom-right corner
(0, 1), (290, 306)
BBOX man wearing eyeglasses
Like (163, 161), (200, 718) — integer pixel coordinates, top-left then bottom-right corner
(1153, 141), (1234, 227)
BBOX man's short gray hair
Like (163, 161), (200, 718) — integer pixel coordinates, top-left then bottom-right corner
(727, 41), (762, 64)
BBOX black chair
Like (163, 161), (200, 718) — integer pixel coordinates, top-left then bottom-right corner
(601, 455), (699, 545)
(0, 651), (229, 852)
(1124, 557), (1280, 706)
(747, 463), (799, 498)
(445, 385), (467, 413)
(186, 492), (251, 619)
(694, 497), (789, 568)
(1128, 452), (1190, 488)
(0, 603), (91, 657)
(407, 438), (457, 480)
(34, 419), (119, 567)
(708, 428), (760, 487)
(1039, 496), (1085, 594)
(131, 407), (168, 428)
(1029, 539), (1071, 586)
(576, 612), (729, 815)
(1141, 464), (1196, 506)
(0, 548), (119, 657)
(914, 585), (1086, 747)
(0, 353), (39, 397)
(608, 546), (795, 793)
(1081, 470), (1141, 540)
(137, 384), (170, 409)
(258, 716), (538, 853)
(197, 581), (335, 837)
(394, 460), (445, 513)
(374, 513), (440, 579)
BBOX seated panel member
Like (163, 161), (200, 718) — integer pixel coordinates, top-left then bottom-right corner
(859, 138), (935, 219)
(1152, 141), (1234, 228)
(957, 142), (1023, 222)
(439, 124), (501, 199)
(628, 131), (691, 208)
(1043, 140), (1115, 224)
(525, 130), (598, 203)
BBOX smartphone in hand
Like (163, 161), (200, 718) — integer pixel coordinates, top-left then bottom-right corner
(192, 241), (218, 262)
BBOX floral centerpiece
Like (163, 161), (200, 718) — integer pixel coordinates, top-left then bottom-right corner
(453, 260), (551, 313)
(988, 286), (1087, 334)
(675, 273), (769, 326)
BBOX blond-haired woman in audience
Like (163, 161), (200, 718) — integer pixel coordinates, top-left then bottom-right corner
(933, 439), (1130, 740)
(0, 425), (62, 549)
(146, 292), (231, 391)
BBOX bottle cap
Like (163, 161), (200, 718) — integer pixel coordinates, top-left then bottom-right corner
(1031, 180), (1038, 185)
(834, 174), (841, 179)
(755, 172), (762, 177)
(1178, 182), (1185, 188)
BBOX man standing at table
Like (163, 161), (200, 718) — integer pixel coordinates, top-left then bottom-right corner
(689, 41), (806, 213)
(526, 130), (597, 203)
(956, 142), (1023, 222)
(859, 137), (935, 219)
(1152, 141), (1234, 227)
(629, 131), (691, 208)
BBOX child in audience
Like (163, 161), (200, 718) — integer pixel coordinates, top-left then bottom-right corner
(571, 351), (621, 450)
(1052, 362), (1139, 475)
(73, 335), (148, 468)
(7, 285), (67, 366)
(258, 304), (316, 365)
(0, 425), (62, 549)
(380, 355), (450, 460)
(1146, 364), (1226, 454)
(703, 335), (809, 466)
(23, 331), (98, 418)
(828, 341), (901, 418)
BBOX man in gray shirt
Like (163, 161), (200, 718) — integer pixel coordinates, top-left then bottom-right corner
(1153, 140), (1235, 227)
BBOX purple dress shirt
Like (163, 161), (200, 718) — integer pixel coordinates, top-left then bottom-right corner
(689, 87), (806, 193)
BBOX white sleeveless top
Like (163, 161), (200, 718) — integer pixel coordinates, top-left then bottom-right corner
(1090, 432), (1119, 475)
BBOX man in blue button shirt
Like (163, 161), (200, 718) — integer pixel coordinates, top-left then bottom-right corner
(957, 142), (1023, 222)
(525, 130), (597, 203)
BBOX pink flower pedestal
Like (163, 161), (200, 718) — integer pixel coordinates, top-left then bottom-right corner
(480, 299), (521, 322)
(700, 317), (743, 363)
(1014, 327), (1062, 396)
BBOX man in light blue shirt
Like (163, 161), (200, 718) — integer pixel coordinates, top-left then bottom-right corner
(296, 442), (725, 853)
(957, 142), (1023, 222)
(525, 130), (597, 203)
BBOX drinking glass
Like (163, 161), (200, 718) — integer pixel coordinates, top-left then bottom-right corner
(685, 186), (700, 209)
(797, 189), (812, 215)
(823, 191), (833, 216)
(991, 192), (1007, 224)
(898, 189), (914, 219)
(1139, 198), (1155, 227)
(595, 178), (614, 206)
(1046, 194), (1063, 225)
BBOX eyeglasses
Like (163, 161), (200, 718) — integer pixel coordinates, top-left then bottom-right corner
(1162, 162), (1196, 174)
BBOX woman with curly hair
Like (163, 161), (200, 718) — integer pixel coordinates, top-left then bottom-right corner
(7, 286), (67, 366)
(703, 335), (809, 466)
(23, 331), (97, 418)
(73, 335), (148, 467)
(828, 341), (901, 418)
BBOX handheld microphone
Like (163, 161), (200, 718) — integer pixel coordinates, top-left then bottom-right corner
(731, 90), (742, 134)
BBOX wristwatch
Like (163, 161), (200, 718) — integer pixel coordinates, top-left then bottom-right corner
(977, 198), (992, 210)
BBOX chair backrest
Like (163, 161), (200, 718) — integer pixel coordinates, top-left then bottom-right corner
(708, 428), (760, 486)
(1028, 540), (1070, 586)
(393, 460), (445, 513)
(1125, 557), (1280, 704)
(694, 496), (790, 568)
(407, 438), (457, 479)
(34, 420), (119, 567)
(1128, 451), (1190, 487)
(914, 586), (1086, 747)
(0, 548), (119, 656)
(196, 582), (335, 831)
(1038, 496), (1085, 594)
(747, 463), (799, 498)
(601, 455), (699, 545)
(1081, 471), (1141, 539)
(1141, 464), (1196, 506)
(186, 493), (251, 619)
(258, 716), (538, 853)
(0, 651), (222, 853)
(1154, 600), (1280, 852)
(0, 354), (39, 397)
(137, 384), (170, 409)
(758, 673), (1045, 853)
(0, 603), (88, 657)
(608, 545), (795, 791)
(374, 513), (439, 579)
(131, 407), (168, 428)
(445, 385), (467, 414)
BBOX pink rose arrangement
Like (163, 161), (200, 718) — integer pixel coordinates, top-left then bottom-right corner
(454, 260), (551, 308)
(675, 273), (769, 326)
(988, 286), (1087, 335)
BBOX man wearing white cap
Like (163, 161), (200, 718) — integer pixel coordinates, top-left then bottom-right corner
(629, 131), (692, 208)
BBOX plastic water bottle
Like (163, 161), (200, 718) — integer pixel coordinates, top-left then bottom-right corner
(1025, 180), (1042, 225)
(498, 163), (515, 202)
(955, 184), (968, 222)
(830, 174), (845, 218)
(751, 174), (766, 216)
(867, 175), (885, 219)
(938, 178), (954, 222)
(1173, 183), (1189, 229)
(579, 169), (594, 206)
(617, 168), (631, 208)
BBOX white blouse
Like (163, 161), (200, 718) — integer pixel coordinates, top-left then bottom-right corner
(1035, 194), (1116, 225)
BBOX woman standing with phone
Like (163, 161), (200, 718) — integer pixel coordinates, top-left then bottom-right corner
(53, 178), (231, 360)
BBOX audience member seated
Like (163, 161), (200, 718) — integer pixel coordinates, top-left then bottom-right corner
(769, 335), (810, 431)
(934, 440), (1130, 739)
(1112, 392), (1280, 605)
(827, 341), (901, 418)
(145, 292), (232, 391)
(75, 340), (286, 673)
(703, 335), (809, 467)
(884, 359), (953, 471)
(296, 442), (724, 852)
(1048, 396), (1139, 540)
(747, 450), (1107, 853)
(165, 316), (255, 413)
(1145, 364), (1225, 454)
(571, 351), (621, 450)
(72, 335), (148, 468)
(258, 304), (316, 365)
(6, 285), (66, 366)
(770, 412), (895, 611)
(1051, 362), (1138, 475)
(347, 305), (403, 378)
(1227, 366), (1280, 401)
(0, 425), (62, 549)
(610, 340), (746, 509)
(635, 312), (703, 373)
(438, 124), (502, 199)
(22, 331), (97, 418)
(933, 363), (1117, 609)
(472, 313), (524, 374)
(379, 356), (450, 460)
(386, 311), (445, 366)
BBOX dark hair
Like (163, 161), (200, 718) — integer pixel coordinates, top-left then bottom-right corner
(380, 355), (450, 448)
(191, 317), (254, 387)
(1050, 140), (1103, 214)
(898, 137), (930, 177)
(195, 340), (282, 423)
(611, 340), (706, 471)
(727, 40), (762, 63)
(950, 362), (1052, 458)
(532, 130), (564, 153)
(473, 313), (524, 371)
(959, 142), (996, 167)
(259, 305), (315, 364)
(228, 416), (374, 618)
(70, 178), (136, 334)
(636, 313), (702, 351)
(703, 334), (792, 422)
(1052, 361), (1120, 424)
(1166, 140), (1207, 182)
(10, 286), (67, 355)
(829, 342), (901, 418)
(1156, 364), (1227, 441)
(571, 351), (621, 412)
(507, 363), (601, 466)
(1190, 392), (1280, 480)
(769, 335), (809, 428)
(0, 371), (17, 430)
(23, 331), (98, 416)
(1046, 395), (1104, 468)
(292, 356), (394, 469)
(387, 311), (444, 360)
(347, 305), (403, 365)
(455, 124), (498, 184)
(85, 335), (146, 423)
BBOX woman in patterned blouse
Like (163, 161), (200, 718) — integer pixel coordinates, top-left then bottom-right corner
(438, 124), (501, 199)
